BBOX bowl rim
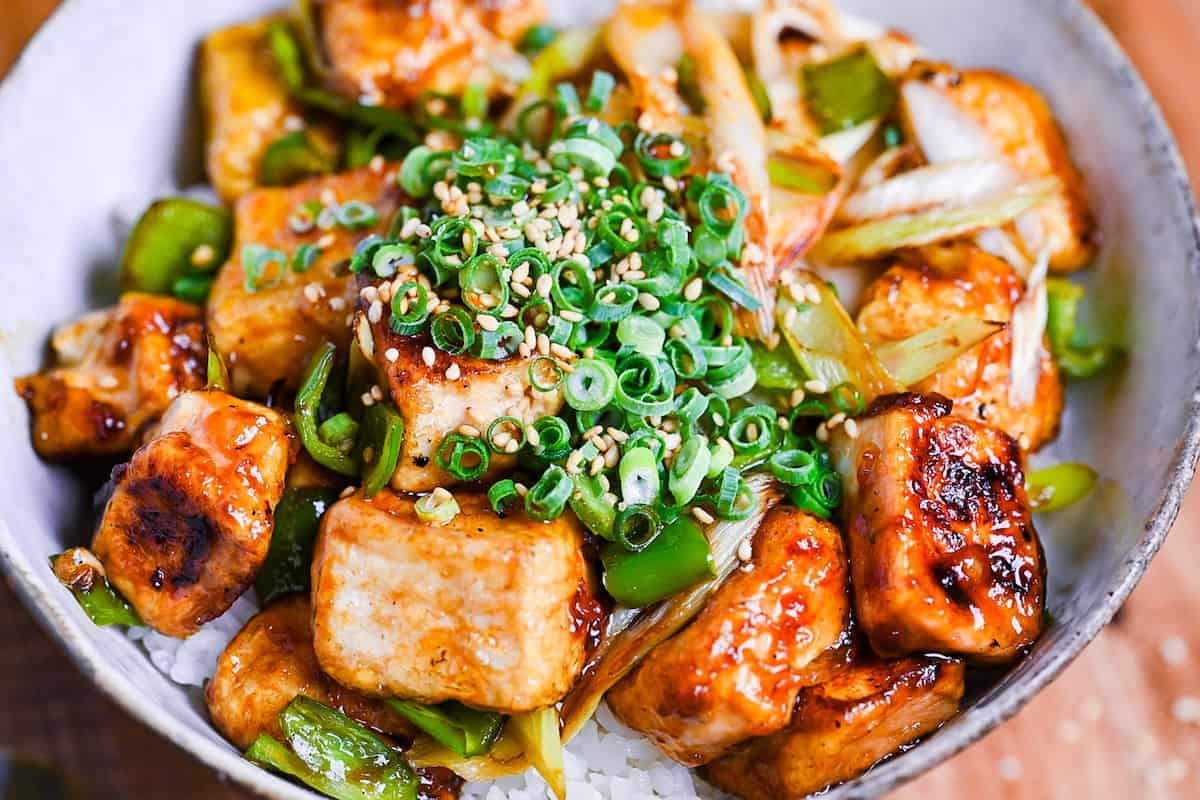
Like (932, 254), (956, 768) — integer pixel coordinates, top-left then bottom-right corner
(1, 0), (1199, 798)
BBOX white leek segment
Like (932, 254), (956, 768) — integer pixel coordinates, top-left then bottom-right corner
(837, 158), (1017, 224)
(508, 707), (566, 800)
(1009, 249), (1051, 409)
(874, 318), (1006, 386)
(901, 79), (1001, 163)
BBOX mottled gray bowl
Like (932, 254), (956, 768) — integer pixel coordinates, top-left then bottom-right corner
(1, 1), (1197, 798)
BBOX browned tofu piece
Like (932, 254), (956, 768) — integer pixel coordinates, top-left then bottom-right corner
(607, 507), (852, 766)
(207, 166), (404, 397)
(318, 0), (544, 107)
(856, 244), (1063, 451)
(939, 69), (1094, 271)
(828, 393), (1045, 663)
(362, 302), (563, 492)
(206, 595), (415, 749)
(200, 16), (338, 202)
(705, 653), (965, 799)
(15, 294), (206, 460)
(312, 490), (593, 712)
(92, 390), (293, 637)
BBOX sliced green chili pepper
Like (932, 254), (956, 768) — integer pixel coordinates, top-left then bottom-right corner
(260, 130), (335, 186)
(802, 46), (897, 134)
(255, 488), (339, 605)
(358, 403), (404, 498)
(385, 699), (504, 758)
(49, 548), (141, 627)
(1027, 462), (1098, 512)
(601, 516), (715, 607)
(248, 696), (418, 800)
(1046, 278), (1121, 379)
(296, 343), (360, 477)
(119, 198), (232, 296)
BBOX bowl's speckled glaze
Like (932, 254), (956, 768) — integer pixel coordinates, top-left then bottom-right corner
(1, 2), (1197, 798)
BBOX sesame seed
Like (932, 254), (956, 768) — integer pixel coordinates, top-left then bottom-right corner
(844, 418), (859, 439)
(790, 388), (806, 406)
(638, 293), (661, 311)
(367, 300), (383, 324)
(525, 425), (541, 448)
(607, 427), (629, 443)
(458, 424), (481, 437)
(777, 416), (790, 430)
(589, 454), (606, 476)
(693, 507), (715, 525)
(97, 374), (119, 389)
(737, 538), (754, 561)
(804, 379), (829, 394)
(445, 363), (461, 381)
(684, 278), (703, 302)
(370, 384), (383, 401)
(537, 333), (551, 356)
(536, 274), (553, 297)
(361, 392), (375, 407)
(505, 439), (520, 454)
(816, 423), (829, 442)
(190, 244), (216, 268)
(784, 307), (798, 328)
(340, 485), (357, 498)
(421, 346), (436, 367)
(566, 451), (584, 473)
(431, 486), (453, 502)
(477, 314), (500, 332)
(559, 309), (584, 323)
(514, 482), (528, 497)
(385, 347), (399, 363)
(518, 343), (532, 357)
(550, 343), (575, 360)
(827, 412), (846, 428)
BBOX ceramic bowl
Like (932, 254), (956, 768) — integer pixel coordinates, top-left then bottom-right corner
(1, 1), (1197, 798)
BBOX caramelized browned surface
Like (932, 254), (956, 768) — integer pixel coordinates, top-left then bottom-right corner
(15, 293), (206, 460)
(207, 165), (404, 397)
(906, 67), (1095, 271)
(608, 507), (852, 766)
(318, 0), (544, 107)
(365, 306), (563, 492)
(311, 490), (593, 712)
(705, 653), (965, 799)
(199, 16), (338, 203)
(91, 390), (293, 637)
(206, 595), (416, 749)
(829, 394), (1045, 662)
(856, 244), (1063, 451)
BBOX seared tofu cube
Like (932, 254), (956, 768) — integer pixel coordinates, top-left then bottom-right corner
(200, 16), (338, 202)
(91, 390), (293, 637)
(15, 293), (206, 460)
(319, 0), (544, 107)
(705, 653), (965, 799)
(829, 393), (1045, 663)
(207, 166), (404, 397)
(312, 490), (593, 712)
(856, 244), (1063, 450)
(607, 507), (852, 765)
(206, 595), (415, 749)
(363, 308), (564, 492)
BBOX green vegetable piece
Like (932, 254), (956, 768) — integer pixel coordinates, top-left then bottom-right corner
(358, 403), (404, 498)
(766, 154), (839, 194)
(1046, 278), (1121, 378)
(802, 46), (897, 134)
(385, 700), (505, 758)
(119, 198), (232, 296)
(296, 343), (360, 477)
(519, 24), (557, 55)
(1027, 462), (1098, 512)
(873, 317), (1004, 386)
(601, 517), (715, 608)
(251, 697), (418, 800)
(568, 473), (616, 540)
(749, 340), (806, 390)
(261, 130), (335, 186)
(49, 548), (141, 627)
(255, 488), (339, 606)
(520, 26), (600, 98)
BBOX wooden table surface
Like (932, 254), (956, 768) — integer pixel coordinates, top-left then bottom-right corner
(2, 1), (1198, 798)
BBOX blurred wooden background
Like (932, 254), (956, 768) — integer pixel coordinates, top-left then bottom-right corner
(1, 1), (1198, 798)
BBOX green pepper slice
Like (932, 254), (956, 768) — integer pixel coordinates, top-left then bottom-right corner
(384, 700), (505, 758)
(261, 130), (335, 186)
(358, 403), (404, 499)
(802, 46), (897, 134)
(119, 198), (232, 297)
(255, 488), (340, 605)
(296, 343), (360, 477)
(49, 548), (141, 627)
(601, 516), (716, 607)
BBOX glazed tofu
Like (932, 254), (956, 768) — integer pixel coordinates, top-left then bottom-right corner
(705, 653), (965, 799)
(607, 507), (852, 766)
(319, 0), (544, 107)
(828, 393), (1045, 663)
(206, 595), (415, 749)
(207, 166), (404, 397)
(856, 244), (1063, 451)
(312, 490), (593, 712)
(363, 307), (564, 492)
(91, 390), (293, 637)
(200, 16), (338, 202)
(15, 294), (206, 460)
(907, 69), (1095, 271)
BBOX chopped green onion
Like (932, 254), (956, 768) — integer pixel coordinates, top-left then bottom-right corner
(529, 356), (565, 392)
(589, 284), (639, 322)
(619, 447), (661, 507)
(415, 489), (461, 526)
(1027, 462), (1098, 512)
(616, 315), (666, 356)
(769, 449), (819, 486)
(318, 412), (359, 451)
(386, 700), (504, 759)
(569, 474), (616, 539)
(727, 405), (778, 462)
(242, 244), (289, 292)
(485, 416), (527, 454)
(518, 24), (557, 55)
(435, 433), (490, 481)
(526, 465), (573, 522)
(586, 71), (616, 111)
(707, 437), (734, 478)
(564, 358), (618, 411)
(291, 242), (323, 274)
(634, 132), (691, 178)
(532, 416), (572, 460)
(430, 308), (476, 355)
(669, 436), (710, 506)
(612, 505), (663, 552)
(601, 517), (715, 607)
(488, 479), (521, 516)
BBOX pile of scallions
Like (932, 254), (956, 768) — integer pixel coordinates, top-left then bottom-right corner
(343, 72), (848, 607)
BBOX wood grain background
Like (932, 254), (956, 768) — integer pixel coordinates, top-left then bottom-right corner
(2, 1), (1198, 798)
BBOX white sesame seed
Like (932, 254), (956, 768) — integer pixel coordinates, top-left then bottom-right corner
(790, 388), (806, 406)
(827, 412), (846, 429)
(784, 307), (798, 329)
(737, 538), (754, 561)
(693, 507), (716, 525)
(445, 363), (461, 381)
(505, 439), (520, 454)
(370, 384), (383, 401)
(421, 346), (436, 367)
(384, 347), (399, 363)
(550, 343), (575, 361)
(367, 300), (383, 324)
(514, 482), (528, 497)
(537, 333), (551, 356)
(97, 374), (119, 389)
(477, 314), (500, 332)
(683, 278), (703, 302)
(805, 379), (829, 394)
(361, 392), (375, 407)
(604, 447), (620, 468)
(607, 427), (629, 443)
(816, 423), (829, 442)
(588, 454), (605, 476)
(190, 244), (216, 268)
(536, 274), (553, 298)
(844, 418), (859, 438)
(559, 309), (584, 323)
(566, 451), (584, 473)
(525, 425), (541, 448)
(458, 424), (481, 438)
(339, 485), (357, 498)
(638, 293), (661, 311)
